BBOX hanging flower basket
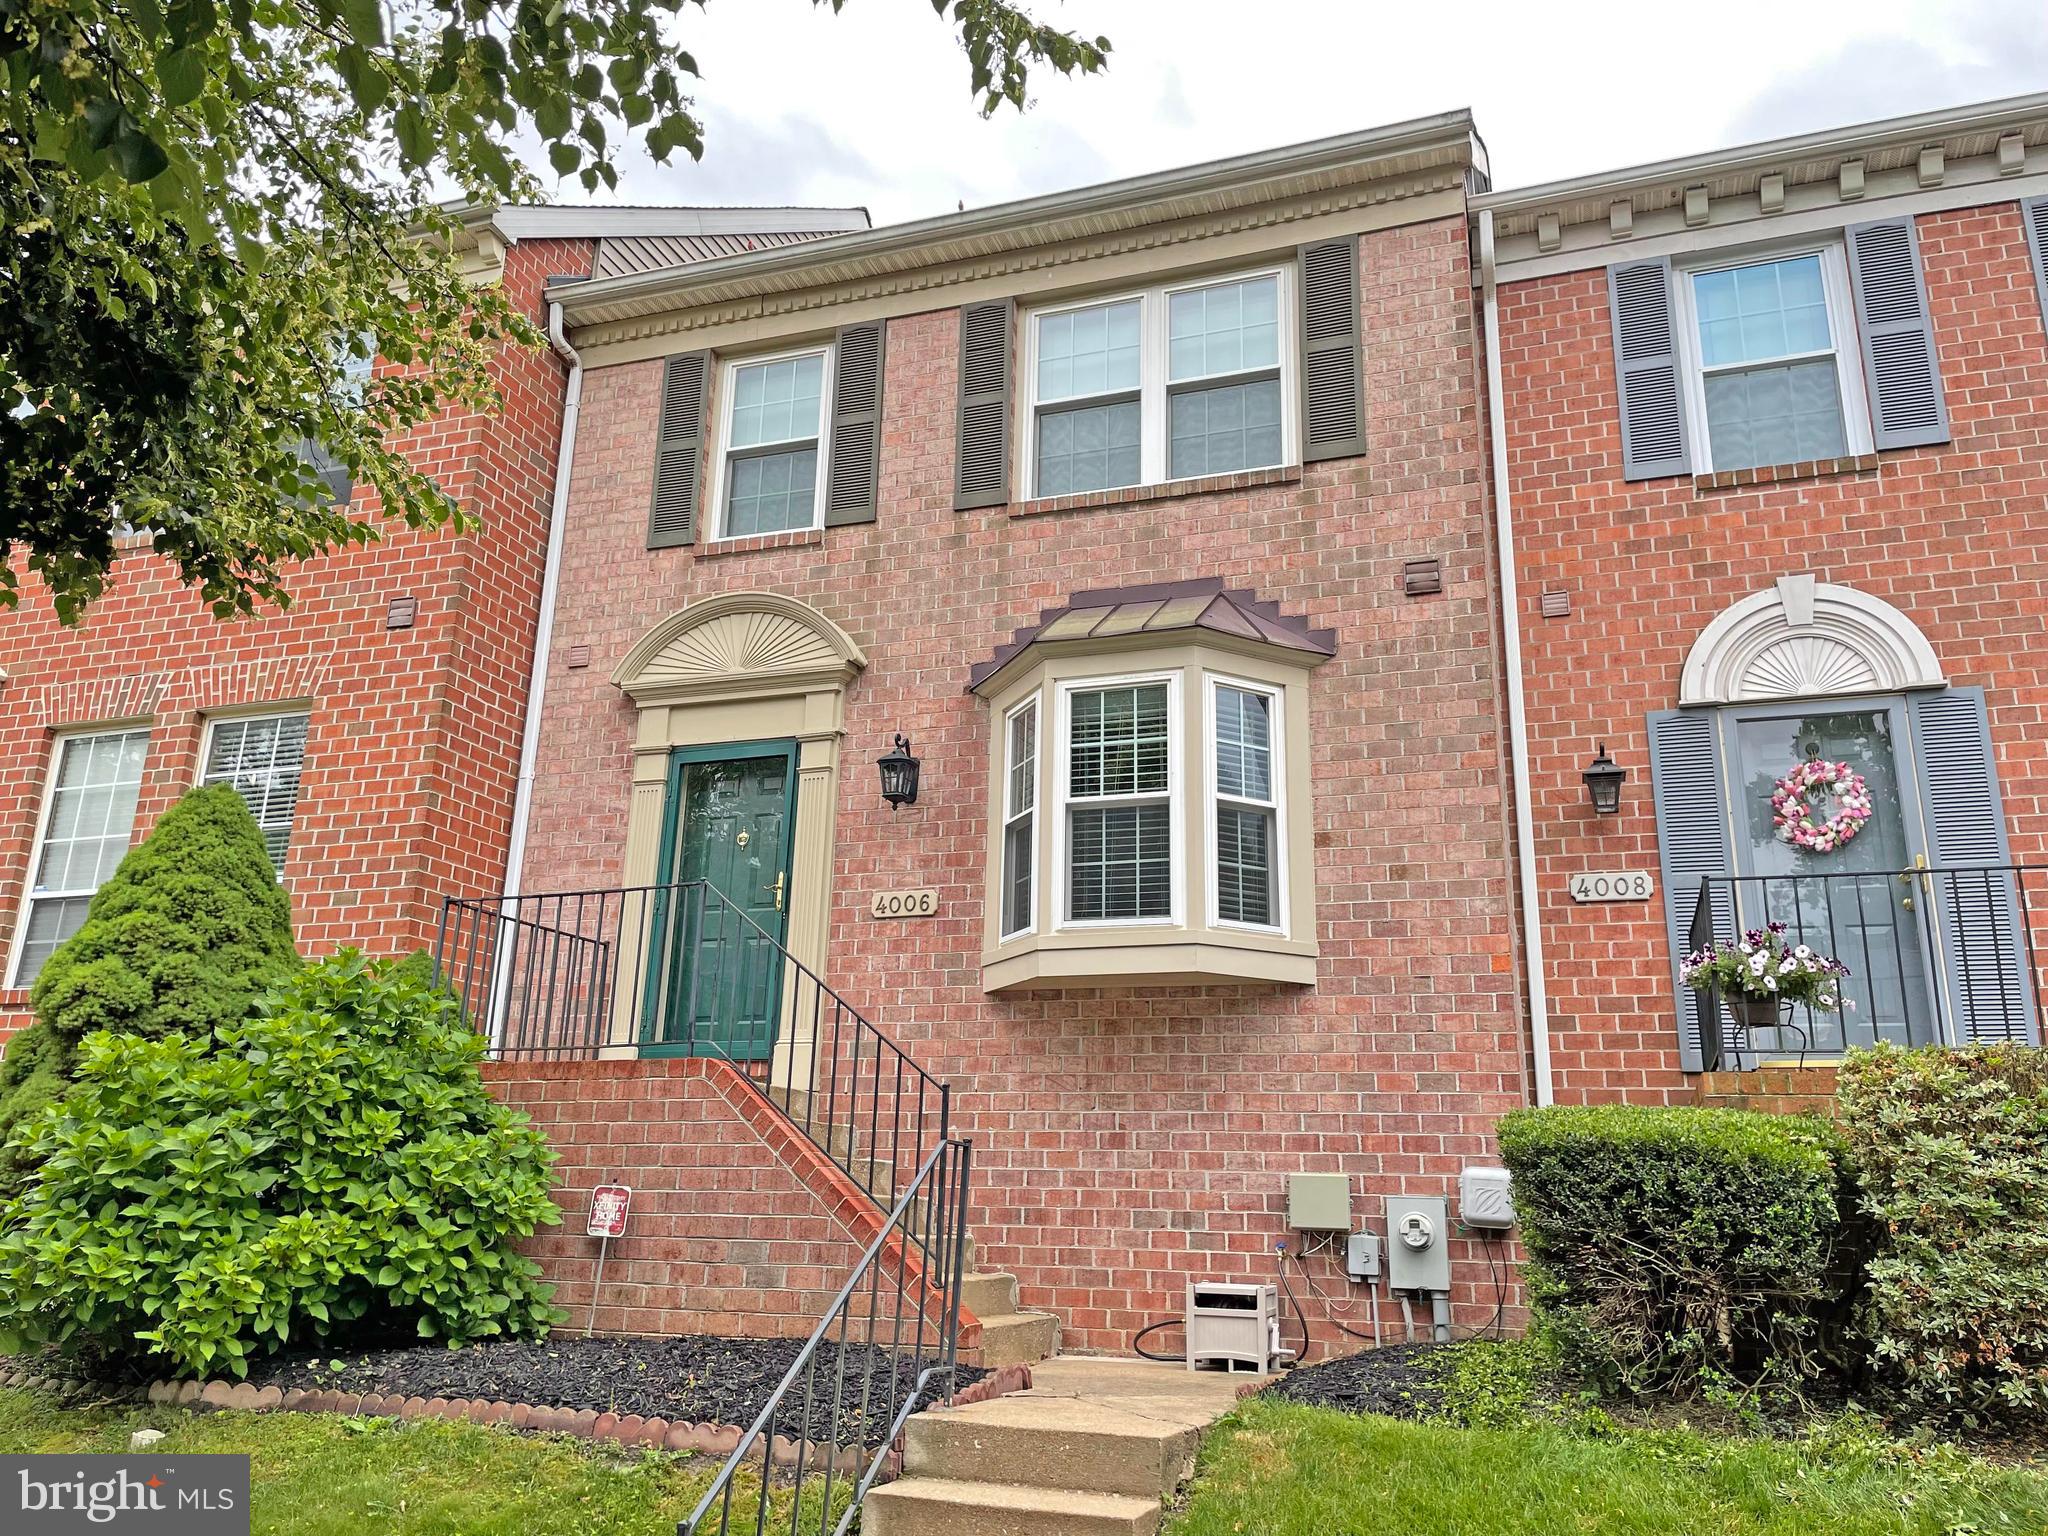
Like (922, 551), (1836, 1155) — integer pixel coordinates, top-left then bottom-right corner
(1682, 922), (1853, 1020)
(1771, 759), (1873, 854)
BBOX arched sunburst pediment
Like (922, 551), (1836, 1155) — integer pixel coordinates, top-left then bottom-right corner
(611, 591), (866, 706)
(1679, 576), (1944, 706)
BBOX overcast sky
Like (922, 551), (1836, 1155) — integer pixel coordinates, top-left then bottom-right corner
(572, 0), (2048, 226)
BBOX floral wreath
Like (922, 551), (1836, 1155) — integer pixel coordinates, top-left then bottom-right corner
(1771, 758), (1872, 854)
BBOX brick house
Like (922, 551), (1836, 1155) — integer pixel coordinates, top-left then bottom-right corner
(472, 110), (1527, 1358)
(0, 206), (865, 1042)
(1475, 93), (2048, 1112)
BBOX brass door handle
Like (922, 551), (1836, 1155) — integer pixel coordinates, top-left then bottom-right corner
(773, 872), (786, 913)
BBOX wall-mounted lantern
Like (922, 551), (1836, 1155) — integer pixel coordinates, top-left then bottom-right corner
(878, 734), (921, 809)
(1583, 743), (1626, 816)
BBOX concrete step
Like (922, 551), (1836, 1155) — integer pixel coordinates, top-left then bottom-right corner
(861, 1477), (1159, 1536)
(959, 1270), (1018, 1317)
(905, 1396), (1200, 1501)
(969, 1309), (1058, 1368)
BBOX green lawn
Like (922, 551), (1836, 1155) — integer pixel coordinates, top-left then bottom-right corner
(1165, 1397), (2048, 1536)
(0, 1387), (832, 1536)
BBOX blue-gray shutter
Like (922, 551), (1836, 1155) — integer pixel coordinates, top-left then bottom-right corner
(1607, 258), (1690, 481)
(1648, 709), (1734, 1070)
(1847, 217), (1950, 451)
(826, 321), (884, 526)
(649, 351), (708, 548)
(2023, 197), (2048, 339)
(1908, 686), (2037, 1044)
(1298, 237), (1366, 462)
(954, 299), (1012, 510)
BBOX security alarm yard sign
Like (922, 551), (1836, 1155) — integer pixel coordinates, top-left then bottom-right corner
(587, 1184), (632, 1239)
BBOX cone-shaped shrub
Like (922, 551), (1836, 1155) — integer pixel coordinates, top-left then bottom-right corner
(29, 783), (296, 1045)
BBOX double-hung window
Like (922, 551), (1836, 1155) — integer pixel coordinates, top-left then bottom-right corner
(1679, 249), (1869, 473)
(10, 729), (149, 986)
(717, 347), (831, 538)
(1210, 679), (1283, 930)
(201, 712), (309, 870)
(1024, 266), (1294, 498)
(999, 699), (1038, 938)
(1060, 678), (1177, 924)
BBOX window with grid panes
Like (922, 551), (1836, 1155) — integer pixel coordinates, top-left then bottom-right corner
(1065, 683), (1173, 921)
(11, 730), (149, 985)
(202, 713), (309, 870)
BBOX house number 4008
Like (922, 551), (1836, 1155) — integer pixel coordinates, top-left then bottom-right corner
(1568, 870), (1655, 903)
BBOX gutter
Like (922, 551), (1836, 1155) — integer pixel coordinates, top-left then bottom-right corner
(501, 297), (583, 914)
(1477, 208), (1554, 1106)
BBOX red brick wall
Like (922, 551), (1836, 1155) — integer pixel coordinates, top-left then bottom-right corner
(0, 237), (588, 1043)
(1498, 202), (2048, 1105)
(486, 1058), (876, 1338)
(522, 215), (1530, 1354)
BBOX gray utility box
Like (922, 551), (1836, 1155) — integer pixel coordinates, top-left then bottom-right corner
(1186, 1281), (1277, 1373)
(1384, 1194), (1451, 1292)
(1287, 1172), (1353, 1232)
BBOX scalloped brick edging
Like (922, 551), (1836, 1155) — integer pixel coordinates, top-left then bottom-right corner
(102, 1361), (1036, 1480)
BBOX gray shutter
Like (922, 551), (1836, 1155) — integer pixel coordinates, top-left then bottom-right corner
(648, 351), (708, 548)
(954, 299), (1012, 510)
(1607, 258), (1690, 481)
(1847, 217), (1950, 450)
(1908, 687), (2037, 1044)
(825, 322), (885, 527)
(1298, 237), (1366, 462)
(1648, 709), (1735, 1071)
(2023, 196), (2048, 339)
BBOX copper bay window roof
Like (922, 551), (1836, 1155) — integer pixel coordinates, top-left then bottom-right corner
(967, 578), (1336, 695)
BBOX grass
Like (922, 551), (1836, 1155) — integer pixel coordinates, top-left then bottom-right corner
(1164, 1396), (2048, 1536)
(0, 1387), (840, 1536)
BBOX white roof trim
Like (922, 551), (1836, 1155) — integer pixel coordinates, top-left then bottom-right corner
(492, 206), (871, 240)
(1680, 577), (1946, 706)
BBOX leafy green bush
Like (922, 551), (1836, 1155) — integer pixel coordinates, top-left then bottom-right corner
(0, 1024), (73, 1198)
(1839, 1044), (2048, 1421)
(1498, 1104), (1858, 1397)
(0, 952), (561, 1377)
(29, 783), (297, 1046)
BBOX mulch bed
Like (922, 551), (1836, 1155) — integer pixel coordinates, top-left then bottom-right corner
(1261, 1343), (1451, 1421)
(239, 1335), (986, 1447)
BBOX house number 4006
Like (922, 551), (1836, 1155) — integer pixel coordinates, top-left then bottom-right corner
(870, 889), (941, 919)
(1568, 870), (1655, 903)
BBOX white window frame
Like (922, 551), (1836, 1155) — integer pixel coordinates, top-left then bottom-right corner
(1206, 674), (1288, 935)
(1673, 241), (1873, 475)
(198, 708), (310, 875)
(998, 696), (1040, 941)
(1018, 263), (1299, 500)
(708, 342), (835, 542)
(1053, 671), (1184, 931)
(6, 727), (150, 989)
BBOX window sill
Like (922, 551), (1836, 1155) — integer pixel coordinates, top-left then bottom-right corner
(982, 932), (1317, 991)
(1691, 454), (1880, 494)
(1012, 464), (1302, 520)
(698, 527), (826, 559)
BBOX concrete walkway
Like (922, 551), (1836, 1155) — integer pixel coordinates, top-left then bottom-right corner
(864, 1358), (1257, 1536)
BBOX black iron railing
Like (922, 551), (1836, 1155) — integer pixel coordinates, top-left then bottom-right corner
(679, 1137), (973, 1536)
(435, 881), (951, 1224)
(1687, 864), (2045, 1070)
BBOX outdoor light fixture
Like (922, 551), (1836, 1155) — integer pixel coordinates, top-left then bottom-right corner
(878, 734), (920, 809)
(1583, 743), (1626, 816)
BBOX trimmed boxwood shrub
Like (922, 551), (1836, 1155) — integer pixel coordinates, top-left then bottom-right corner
(1839, 1044), (2048, 1421)
(0, 951), (561, 1378)
(29, 783), (297, 1046)
(1498, 1104), (1858, 1396)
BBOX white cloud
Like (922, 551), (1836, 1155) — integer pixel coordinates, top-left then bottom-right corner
(549, 0), (2048, 224)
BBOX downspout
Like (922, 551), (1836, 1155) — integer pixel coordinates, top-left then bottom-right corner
(1478, 209), (1554, 1106)
(501, 296), (582, 912)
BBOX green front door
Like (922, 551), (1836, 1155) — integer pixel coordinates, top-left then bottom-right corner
(645, 742), (796, 1061)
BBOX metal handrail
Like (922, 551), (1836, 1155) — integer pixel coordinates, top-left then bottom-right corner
(434, 880), (951, 1227)
(679, 1136), (973, 1536)
(1687, 862), (2045, 1070)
